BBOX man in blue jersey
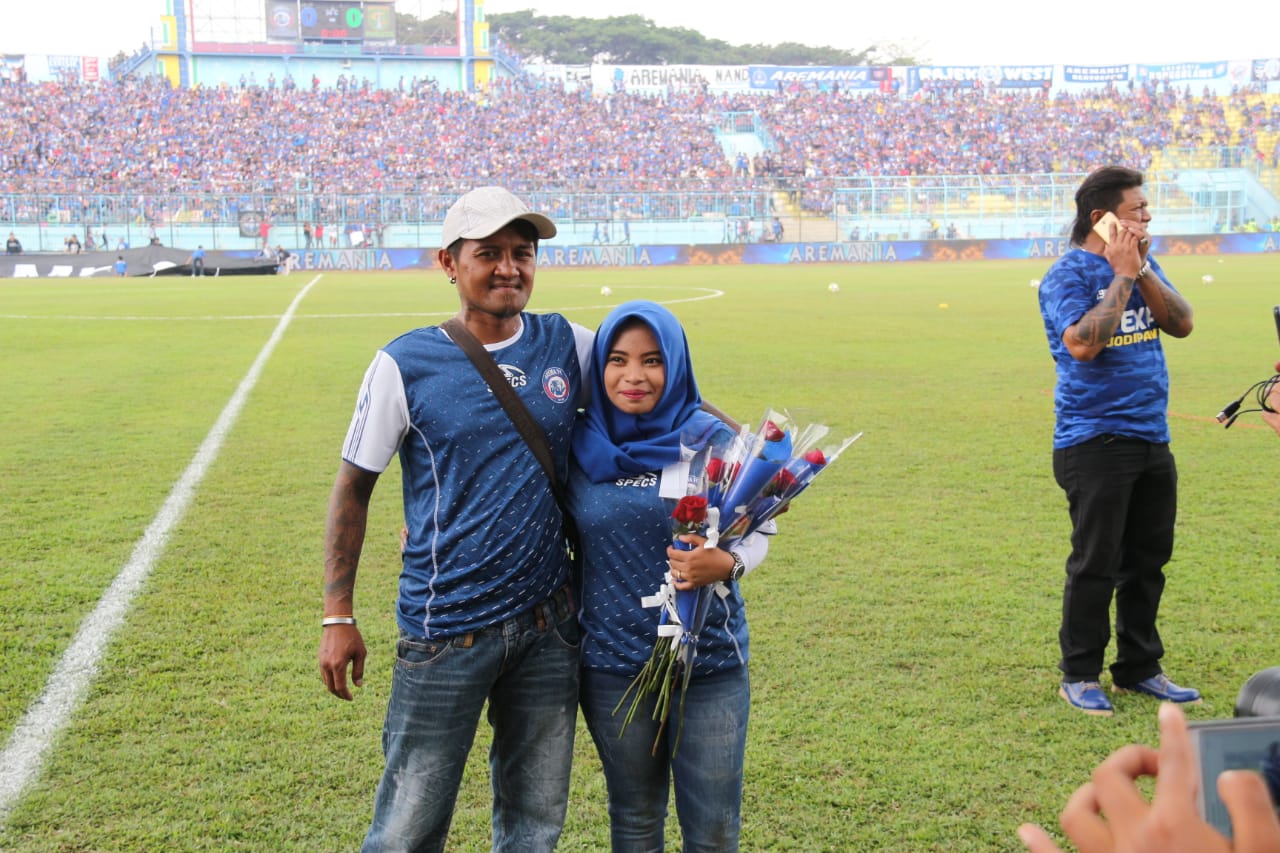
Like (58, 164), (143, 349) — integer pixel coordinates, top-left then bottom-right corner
(318, 186), (592, 852)
(189, 245), (205, 276)
(1038, 166), (1199, 717)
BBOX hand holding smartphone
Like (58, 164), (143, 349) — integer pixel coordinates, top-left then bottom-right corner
(1093, 211), (1151, 247)
(1092, 211), (1122, 244)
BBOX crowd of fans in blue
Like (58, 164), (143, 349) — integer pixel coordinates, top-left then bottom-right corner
(0, 74), (1277, 233)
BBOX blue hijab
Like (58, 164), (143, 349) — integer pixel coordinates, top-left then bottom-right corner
(573, 300), (720, 483)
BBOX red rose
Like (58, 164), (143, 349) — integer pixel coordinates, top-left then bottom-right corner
(768, 469), (798, 495)
(763, 420), (785, 442)
(671, 495), (709, 526)
(804, 448), (826, 465)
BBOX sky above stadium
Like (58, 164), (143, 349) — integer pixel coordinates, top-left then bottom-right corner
(2, 0), (1274, 67)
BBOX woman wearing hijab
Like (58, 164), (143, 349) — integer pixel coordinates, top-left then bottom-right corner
(568, 300), (772, 852)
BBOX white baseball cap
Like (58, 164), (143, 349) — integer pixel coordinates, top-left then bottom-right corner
(441, 186), (557, 249)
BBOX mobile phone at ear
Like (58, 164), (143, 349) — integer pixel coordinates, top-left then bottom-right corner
(1092, 211), (1122, 244)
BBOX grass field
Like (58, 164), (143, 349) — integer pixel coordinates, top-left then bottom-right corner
(1, 254), (1278, 851)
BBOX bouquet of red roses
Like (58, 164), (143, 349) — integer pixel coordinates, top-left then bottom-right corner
(617, 411), (861, 751)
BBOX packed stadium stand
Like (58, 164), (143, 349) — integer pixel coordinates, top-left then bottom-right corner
(2, 0), (1278, 256)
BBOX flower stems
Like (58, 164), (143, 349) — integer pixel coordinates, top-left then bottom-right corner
(614, 636), (687, 754)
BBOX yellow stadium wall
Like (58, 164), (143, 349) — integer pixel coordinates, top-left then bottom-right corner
(158, 55), (182, 87)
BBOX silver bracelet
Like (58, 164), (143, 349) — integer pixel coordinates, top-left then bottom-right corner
(1137, 259), (1152, 279)
(321, 616), (357, 627)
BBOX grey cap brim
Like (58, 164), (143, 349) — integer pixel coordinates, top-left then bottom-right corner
(441, 186), (558, 248)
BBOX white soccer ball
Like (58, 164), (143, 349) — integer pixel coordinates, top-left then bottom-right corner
(1201, 275), (1214, 284)
(828, 282), (840, 293)
(600, 286), (612, 296)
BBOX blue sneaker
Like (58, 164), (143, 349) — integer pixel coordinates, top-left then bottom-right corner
(1059, 681), (1114, 716)
(1113, 674), (1202, 704)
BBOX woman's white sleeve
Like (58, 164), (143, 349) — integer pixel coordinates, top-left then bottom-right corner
(733, 519), (777, 577)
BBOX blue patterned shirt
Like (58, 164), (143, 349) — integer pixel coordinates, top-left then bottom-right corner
(567, 460), (757, 677)
(1039, 248), (1174, 449)
(341, 313), (583, 638)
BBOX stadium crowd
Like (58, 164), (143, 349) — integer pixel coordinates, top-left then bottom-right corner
(1, 74), (1278, 225)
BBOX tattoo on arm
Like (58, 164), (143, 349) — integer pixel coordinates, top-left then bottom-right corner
(323, 464), (376, 607)
(323, 515), (365, 601)
(1151, 285), (1192, 331)
(1071, 276), (1134, 348)
(1160, 295), (1187, 327)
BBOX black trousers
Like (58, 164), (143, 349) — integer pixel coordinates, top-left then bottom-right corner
(1052, 435), (1177, 684)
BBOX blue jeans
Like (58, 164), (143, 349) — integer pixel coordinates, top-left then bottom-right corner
(1053, 436), (1176, 684)
(361, 588), (579, 853)
(580, 666), (750, 853)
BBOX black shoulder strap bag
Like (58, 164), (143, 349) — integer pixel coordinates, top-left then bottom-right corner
(441, 317), (583, 584)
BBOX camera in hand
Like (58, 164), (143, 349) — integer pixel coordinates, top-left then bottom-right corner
(1188, 668), (1280, 836)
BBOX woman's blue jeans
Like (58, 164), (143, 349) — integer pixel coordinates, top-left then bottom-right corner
(361, 590), (579, 853)
(580, 665), (750, 853)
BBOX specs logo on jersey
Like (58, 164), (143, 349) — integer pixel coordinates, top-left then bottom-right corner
(498, 364), (528, 389)
(615, 473), (658, 488)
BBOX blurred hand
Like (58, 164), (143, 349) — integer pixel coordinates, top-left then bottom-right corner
(1263, 362), (1280, 437)
(1017, 703), (1280, 853)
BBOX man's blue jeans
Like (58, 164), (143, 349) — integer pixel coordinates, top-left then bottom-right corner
(580, 665), (750, 853)
(361, 589), (579, 853)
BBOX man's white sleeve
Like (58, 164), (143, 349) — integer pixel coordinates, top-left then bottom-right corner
(341, 350), (409, 473)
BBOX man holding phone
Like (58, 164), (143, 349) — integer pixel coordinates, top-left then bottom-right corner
(1037, 166), (1198, 716)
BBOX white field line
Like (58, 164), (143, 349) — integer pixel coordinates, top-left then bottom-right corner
(0, 285), (726, 322)
(0, 275), (324, 826)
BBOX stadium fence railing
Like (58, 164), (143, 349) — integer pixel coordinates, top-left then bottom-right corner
(1, 163), (1273, 252)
